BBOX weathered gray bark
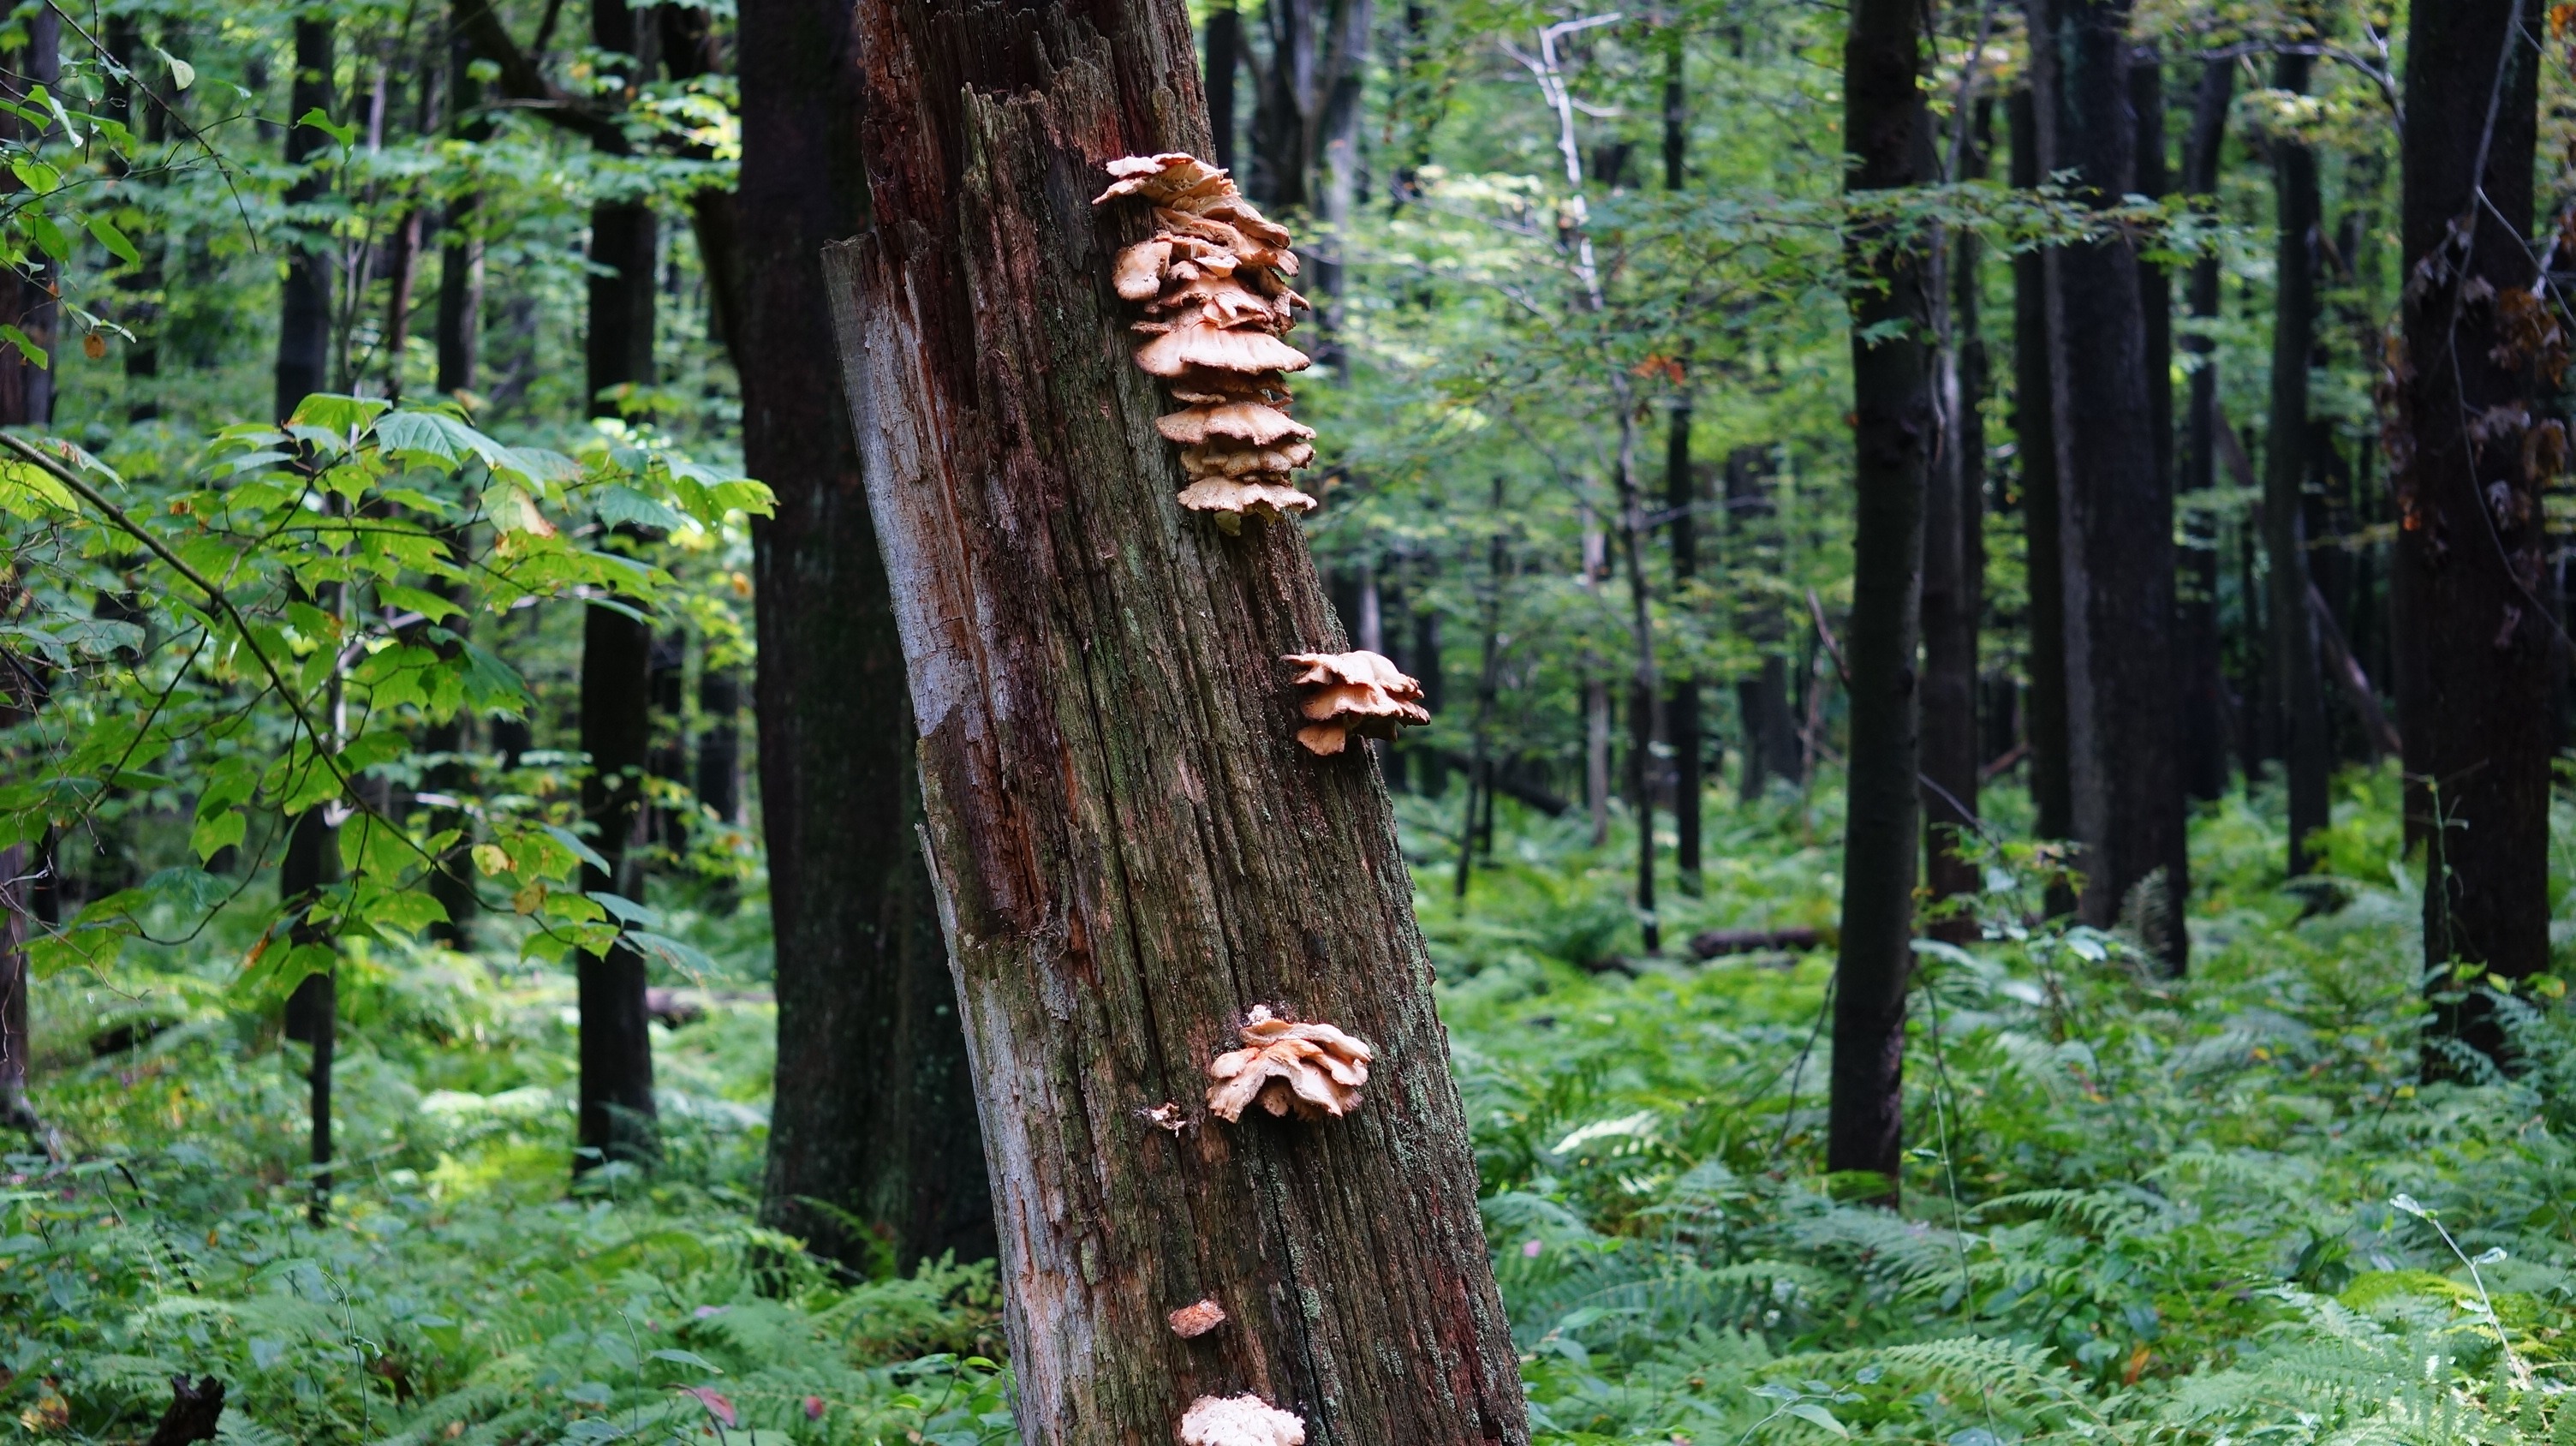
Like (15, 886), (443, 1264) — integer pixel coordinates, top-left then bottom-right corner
(828, 3), (1524, 1440)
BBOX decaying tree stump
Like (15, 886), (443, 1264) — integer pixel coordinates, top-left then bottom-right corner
(824, 3), (1526, 1443)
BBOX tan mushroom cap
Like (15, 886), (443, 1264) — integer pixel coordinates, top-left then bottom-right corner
(1155, 207), (1299, 275)
(1154, 402), (1314, 447)
(1176, 476), (1318, 524)
(1168, 368), (1294, 406)
(1206, 1005), (1373, 1122)
(1180, 439), (1316, 479)
(1282, 651), (1430, 755)
(1112, 239), (1172, 302)
(1132, 320), (1312, 379)
(1093, 152), (1232, 206)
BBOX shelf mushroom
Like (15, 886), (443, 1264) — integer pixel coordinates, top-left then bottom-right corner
(1094, 152), (1318, 531)
(1280, 650), (1431, 756)
(1178, 1393), (1306, 1446)
(1205, 1005), (1374, 1122)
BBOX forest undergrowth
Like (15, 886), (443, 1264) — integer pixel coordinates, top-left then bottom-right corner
(9, 765), (2576, 1445)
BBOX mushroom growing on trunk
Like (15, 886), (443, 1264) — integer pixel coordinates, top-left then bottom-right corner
(1095, 153), (1317, 531)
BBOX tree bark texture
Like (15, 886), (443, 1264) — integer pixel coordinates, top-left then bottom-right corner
(2177, 58), (2233, 802)
(2265, 51), (2331, 876)
(1922, 107), (1988, 944)
(274, 15), (332, 421)
(571, 0), (663, 1175)
(1726, 447), (1802, 796)
(2393, 0), (2557, 1056)
(738, 0), (992, 1271)
(1205, 3), (1240, 174)
(1667, 399), (1702, 889)
(2027, 0), (2187, 969)
(0, 841), (31, 1132)
(0, 14), (58, 426)
(2007, 90), (2072, 851)
(829, 3), (1525, 1441)
(1828, 0), (1930, 1197)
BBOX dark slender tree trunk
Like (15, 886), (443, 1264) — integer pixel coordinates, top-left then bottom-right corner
(2178, 58), (2233, 800)
(105, 15), (162, 421)
(828, 3), (1524, 1437)
(1828, 0), (1931, 1200)
(1245, 0), (1366, 212)
(1206, 3), (1240, 174)
(2394, 0), (2555, 1067)
(0, 14), (59, 426)
(1665, 42), (1702, 890)
(1923, 100), (1989, 943)
(275, 15), (333, 421)
(695, 667), (740, 824)
(2009, 91), (2074, 916)
(739, 0), (990, 1269)
(2028, 0), (2187, 969)
(278, 806), (337, 1220)
(1726, 447), (1800, 797)
(2266, 51), (2331, 875)
(0, 841), (27, 1134)
(573, 0), (660, 1176)
(2136, 57), (2171, 502)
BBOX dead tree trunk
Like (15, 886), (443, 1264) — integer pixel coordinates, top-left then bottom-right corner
(2028, 0), (2188, 970)
(828, 3), (1524, 1439)
(740, 0), (991, 1270)
(1828, 0), (1932, 1200)
(2265, 51), (2331, 875)
(2394, 0), (2557, 1067)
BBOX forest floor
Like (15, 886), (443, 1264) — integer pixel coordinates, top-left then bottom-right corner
(9, 765), (2573, 1445)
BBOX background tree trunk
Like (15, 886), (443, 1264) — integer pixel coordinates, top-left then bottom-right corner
(2029, 0), (2187, 970)
(1726, 447), (1801, 796)
(829, 2), (1525, 1439)
(2178, 57), (2233, 802)
(1205, 2), (1240, 174)
(2266, 51), (2330, 875)
(1664, 46), (1701, 892)
(1828, 0), (1931, 1198)
(571, 0), (661, 1176)
(2008, 88), (2074, 915)
(740, 0), (992, 1271)
(2394, 0), (2555, 1065)
(1922, 101), (1988, 944)
(274, 15), (332, 421)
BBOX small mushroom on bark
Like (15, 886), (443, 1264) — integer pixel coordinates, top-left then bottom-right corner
(1206, 1005), (1374, 1122)
(1178, 1394), (1307, 1446)
(1167, 1297), (1229, 1337)
(1094, 152), (1320, 530)
(1281, 650), (1432, 756)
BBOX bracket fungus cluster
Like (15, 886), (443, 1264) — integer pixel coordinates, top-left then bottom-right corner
(1178, 1393), (1306, 1446)
(1094, 153), (1317, 530)
(1205, 1006), (1374, 1122)
(1282, 651), (1431, 756)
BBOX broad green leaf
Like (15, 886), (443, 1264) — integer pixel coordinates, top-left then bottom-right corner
(84, 214), (139, 266)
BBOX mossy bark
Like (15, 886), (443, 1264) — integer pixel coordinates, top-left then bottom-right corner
(826, 4), (1524, 1442)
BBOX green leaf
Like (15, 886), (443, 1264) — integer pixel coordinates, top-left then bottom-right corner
(376, 583), (462, 623)
(1785, 1403), (1850, 1437)
(84, 213), (140, 266)
(0, 325), (49, 367)
(296, 106), (360, 149)
(27, 212), (70, 261)
(188, 809), (245, 863)
(155, 47), (194, 90)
